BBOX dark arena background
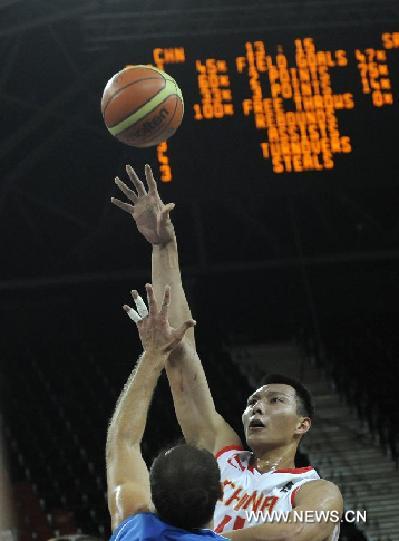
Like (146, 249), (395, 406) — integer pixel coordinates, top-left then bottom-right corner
(1, 1), (399, 540)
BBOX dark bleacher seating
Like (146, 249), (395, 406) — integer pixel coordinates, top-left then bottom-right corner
(2, 320), (250, 540)
(303, 317), (399, 466)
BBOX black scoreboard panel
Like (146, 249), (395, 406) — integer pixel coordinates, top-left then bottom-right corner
(113, 28), (399, 198)
(4, 26), (399, 282)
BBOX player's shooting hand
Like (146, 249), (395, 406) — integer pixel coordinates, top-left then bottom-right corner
(123, 283), (196, 356)
(111, 164), (175, 245)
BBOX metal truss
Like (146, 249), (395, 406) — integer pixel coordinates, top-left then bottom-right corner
(1, 245), (399, 291)
(0, 0), (99, 37)
(81, 0), (399, 49)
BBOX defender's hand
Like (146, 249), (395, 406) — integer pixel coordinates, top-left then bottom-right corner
(123, 284), (196, 356)
(111, 164), (175, 245)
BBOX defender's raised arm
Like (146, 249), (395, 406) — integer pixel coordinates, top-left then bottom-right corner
(106, 284), (194, 531)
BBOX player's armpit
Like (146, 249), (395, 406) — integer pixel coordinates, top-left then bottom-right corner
(223, 480), (342, 541)
(213, 416), (243, 456)
(186, 412), (242, 455)
(106, 442), (151, 531)
(165, 340), (242, 453)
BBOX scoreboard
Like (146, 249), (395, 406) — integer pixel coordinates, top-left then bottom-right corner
(127, 30), (399, 186)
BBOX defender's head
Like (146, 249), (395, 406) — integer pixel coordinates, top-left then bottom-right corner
(242, 374), (313, 453)
(149, 444), (222, 530)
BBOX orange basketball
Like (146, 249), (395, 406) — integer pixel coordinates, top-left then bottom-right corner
(101, 65), (184, 148)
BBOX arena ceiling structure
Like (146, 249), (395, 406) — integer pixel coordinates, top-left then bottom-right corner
(1, 0), (399, 335)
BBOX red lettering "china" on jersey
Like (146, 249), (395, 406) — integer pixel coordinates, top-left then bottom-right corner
(214, 446), (320, 533)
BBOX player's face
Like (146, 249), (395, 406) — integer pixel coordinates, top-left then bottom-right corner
(242, 384), (303, 449)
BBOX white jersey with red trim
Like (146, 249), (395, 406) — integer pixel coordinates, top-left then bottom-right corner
(214, 446), (321, 534)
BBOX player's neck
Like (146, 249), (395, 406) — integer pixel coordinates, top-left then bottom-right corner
(251, 443), (297, 473)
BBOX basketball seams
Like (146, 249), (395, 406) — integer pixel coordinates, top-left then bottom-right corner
(102, 64), (167, 116)
(108, 79), (177, 136)
(103, 77), (166, 117)
(135, 77), (182, 145)
(134, 94), (179, 146)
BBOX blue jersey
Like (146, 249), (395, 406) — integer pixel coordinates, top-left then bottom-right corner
(110, 512), (226, 541)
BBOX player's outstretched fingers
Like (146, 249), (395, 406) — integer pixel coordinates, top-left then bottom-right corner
(131, 289), (149, 319)
(115, 177), (138, 203)
(123, 304), (142, 323)
(144, 164), (159, 196)
(111, 197), (134, 214)
(126, 165), (146, 196)
(145, 283), (157, 315)
(174, 319), (197, 341)
(159, 285), (171, 318)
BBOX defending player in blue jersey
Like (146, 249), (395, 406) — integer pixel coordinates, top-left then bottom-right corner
(106, 283), (227, 541)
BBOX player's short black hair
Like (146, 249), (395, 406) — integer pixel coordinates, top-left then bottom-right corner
(259, 373), (314, 418)
(149, 444), (222, 530)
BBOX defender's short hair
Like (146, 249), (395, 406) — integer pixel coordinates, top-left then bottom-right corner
(149, 444), (222, 530)
(259, 373), (314, 418)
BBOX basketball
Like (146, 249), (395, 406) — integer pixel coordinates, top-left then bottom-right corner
(101, 65), (184, 148)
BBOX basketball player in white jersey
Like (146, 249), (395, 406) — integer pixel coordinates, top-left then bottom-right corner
(112, 164), (343, 541)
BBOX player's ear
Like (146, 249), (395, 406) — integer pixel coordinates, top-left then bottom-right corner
(295, 416), (311, 436)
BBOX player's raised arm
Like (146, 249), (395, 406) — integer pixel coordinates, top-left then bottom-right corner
(106, 284), (195, 531)
(222, 480), (343, 541)
(111, 164), (193, 343)
(111, 165), (242, 453)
